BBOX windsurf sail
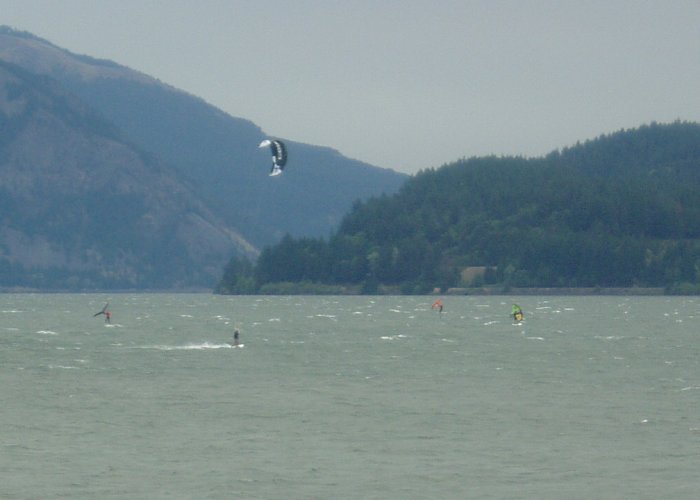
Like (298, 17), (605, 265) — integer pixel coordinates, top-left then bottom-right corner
(431, 298), (444, 313)
(511, 304), (524, 321)
(259, 139), (287, 176)
(93, 303), (109, 317)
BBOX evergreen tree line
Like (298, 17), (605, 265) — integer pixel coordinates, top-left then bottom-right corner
(217, 122), (700, 294)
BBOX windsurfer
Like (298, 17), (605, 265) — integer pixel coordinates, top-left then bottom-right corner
(93, 303), (111, 323)
(511, 304), (524, 322)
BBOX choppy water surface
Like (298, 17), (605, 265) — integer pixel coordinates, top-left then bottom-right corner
(1, 294), (699, 499)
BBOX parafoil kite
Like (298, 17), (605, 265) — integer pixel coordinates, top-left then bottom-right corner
(258, 139), (287, 176)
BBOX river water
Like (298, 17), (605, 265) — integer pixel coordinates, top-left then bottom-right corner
(1, 294), (699, 499)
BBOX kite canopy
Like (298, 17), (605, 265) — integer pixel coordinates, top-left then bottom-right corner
(259, 139), (287, 176)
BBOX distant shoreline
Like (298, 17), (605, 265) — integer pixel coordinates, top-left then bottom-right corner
(448, 287), (669, 296)
(0, 288), (212, 294)
(1, 286), (695, 296)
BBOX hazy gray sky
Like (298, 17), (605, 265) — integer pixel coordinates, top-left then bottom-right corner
(2, 0), (700, 174)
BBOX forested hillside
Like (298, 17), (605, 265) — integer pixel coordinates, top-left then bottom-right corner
(218, 122), (700, 294)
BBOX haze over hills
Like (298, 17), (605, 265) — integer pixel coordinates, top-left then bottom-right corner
(0, 27), (407, 249)
(0, 27), (407, 290)
(0, 60), (257, 289)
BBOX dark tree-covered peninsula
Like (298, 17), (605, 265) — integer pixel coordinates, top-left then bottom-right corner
(217, 122), (700, 294)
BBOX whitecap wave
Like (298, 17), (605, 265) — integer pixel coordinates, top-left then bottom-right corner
(314, 314), (337, 321)
(136, 342), (235, 351)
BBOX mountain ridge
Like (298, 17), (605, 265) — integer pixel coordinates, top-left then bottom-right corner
(0, 26), (408, 249)
(0, 58), (255, 289)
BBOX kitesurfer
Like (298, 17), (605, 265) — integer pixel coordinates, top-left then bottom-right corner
(231, 329), (240, 347)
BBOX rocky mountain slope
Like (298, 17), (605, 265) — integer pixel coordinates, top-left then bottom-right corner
(0, 60), (254, 289)
(0, 27), (407, 248)
(0, 27), (407, 289)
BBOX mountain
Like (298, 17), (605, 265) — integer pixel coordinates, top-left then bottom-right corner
(0, 60), (256, 289)
(223, 122), (700, 294)
(0, 27), (407, 290)
(0, 27), (407, 249)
